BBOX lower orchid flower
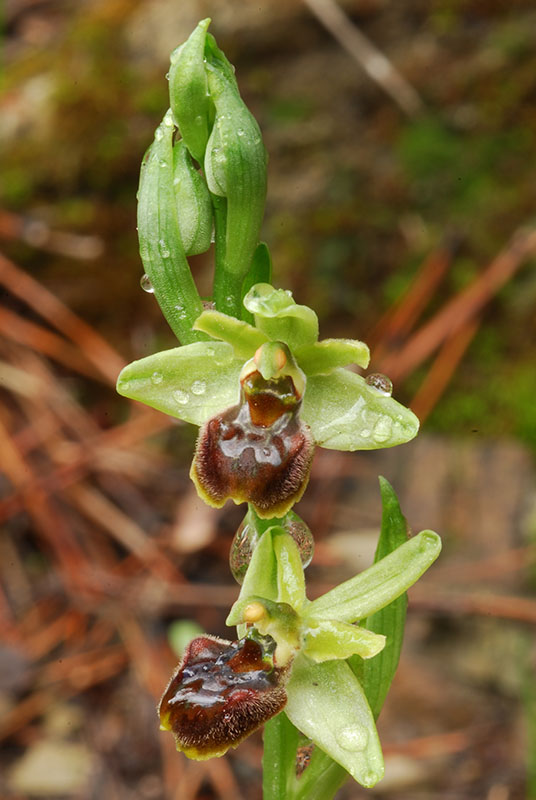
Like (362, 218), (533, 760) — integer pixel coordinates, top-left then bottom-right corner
(157, 480), (441, 788)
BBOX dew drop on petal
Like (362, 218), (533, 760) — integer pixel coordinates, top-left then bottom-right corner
(151, 371), (163, 385)
(191, 380), (206, 396)
(140, 273), (154, 293)
(365, 373), (393, 396)
(173, 389), (189, 405)
(335, 725), (368, 752)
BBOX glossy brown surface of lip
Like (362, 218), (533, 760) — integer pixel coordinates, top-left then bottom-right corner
(159, 636), (287, 758)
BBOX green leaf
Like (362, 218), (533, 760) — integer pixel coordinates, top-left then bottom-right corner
(243, 283), (319, 349)
(263, 713), (300, 800)
(116, 341), (241, 425)
(295, 338), (370, 374)
(137, 111), (205, 343)
(308, 529), (441, 623)
(193, 309), (268, 358)
(172, 140), (213, 256)
(169, 18), (212, 163)
(349, 477), (409, 719)
(285, 655), (384, 788)
(302, 369), (419, 451)
(303, 620), (385, 663)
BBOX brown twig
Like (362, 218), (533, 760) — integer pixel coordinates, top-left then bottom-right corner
(378, 228), (536, 382)
(303, 0), (424, 116)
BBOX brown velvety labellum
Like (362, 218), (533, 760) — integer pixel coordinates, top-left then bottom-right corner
(159, 636), (287, 759)
(191, 400), (314, 518)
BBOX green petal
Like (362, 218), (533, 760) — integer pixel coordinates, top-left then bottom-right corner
(285, 655), (384, 788)
(243, 283), (319, 350)
(301, 369), (419, 450)
(303, 619), (385, 663)
(295, 338), (370, 374)
(308, 530), (441, 624)
(193, 309), (268, 358)
(116, 342), (241, 426)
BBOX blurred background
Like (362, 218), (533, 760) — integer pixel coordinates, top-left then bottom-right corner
(1, 1), (536, 798)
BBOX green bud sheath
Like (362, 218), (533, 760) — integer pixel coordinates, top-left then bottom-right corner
(137, 111), (205, 343)
(173, 140), (213, 256)
(169, 18), (213, 163)
(204, 37), (267, 319)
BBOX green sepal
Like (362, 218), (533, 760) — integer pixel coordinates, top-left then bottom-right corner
(285, 655), (384, 788)
(137, 110), (205, 343)
(243, 283), (319, 349)
(169, 18), (212, 163)
(308, 529), (441, 624)
(273, 529), (306, 611)
(303, 620), (386, 663)
(295, 338), (370, 374)
(241, 243), (273, 325)
(302, 369), (419, 451)
(193, 309), (268, 357)
(172, 140), (213, 256)
(116, 341), (241, 426)
(353, 477), (409, 719)
(226, 528), (279, 627)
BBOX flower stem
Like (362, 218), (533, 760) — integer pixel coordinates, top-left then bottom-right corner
(263, 713), (299, 800)
(212, 193), (243, 319)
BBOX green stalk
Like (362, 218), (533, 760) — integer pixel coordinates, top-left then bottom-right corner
(211, 192), (242, 319)
(263, 713), (299, 800)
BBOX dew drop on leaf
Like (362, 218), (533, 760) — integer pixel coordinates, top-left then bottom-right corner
(151, 371), (163, 385)
(365, 373), (393, 396)
(140, 273), (154, 293)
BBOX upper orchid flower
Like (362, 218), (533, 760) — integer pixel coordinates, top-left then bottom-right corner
(117, 283), (419, 515)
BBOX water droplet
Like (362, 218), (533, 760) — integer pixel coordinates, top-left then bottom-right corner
(237, 128), (245, 137)
(159, 159), (168, 168)
(140, 273), (154, 293)
(191, 380), (206, 395)
(194, 114), (203, 127)
(173, 389), (189, 405)
(151, 371), (163, 385)
(154, 126), (163, 141)
(361, 429), (371, 438)
(335, 726), (368, 752)
(372, 417), (392, 443)
(165, 71), (170, 80)
(365, 373), (393, 396)
(159, 239), (170, 258)
(174, 304), (187, 320)
(206, 347), (216, 357)
(262, 447), (271, 457)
